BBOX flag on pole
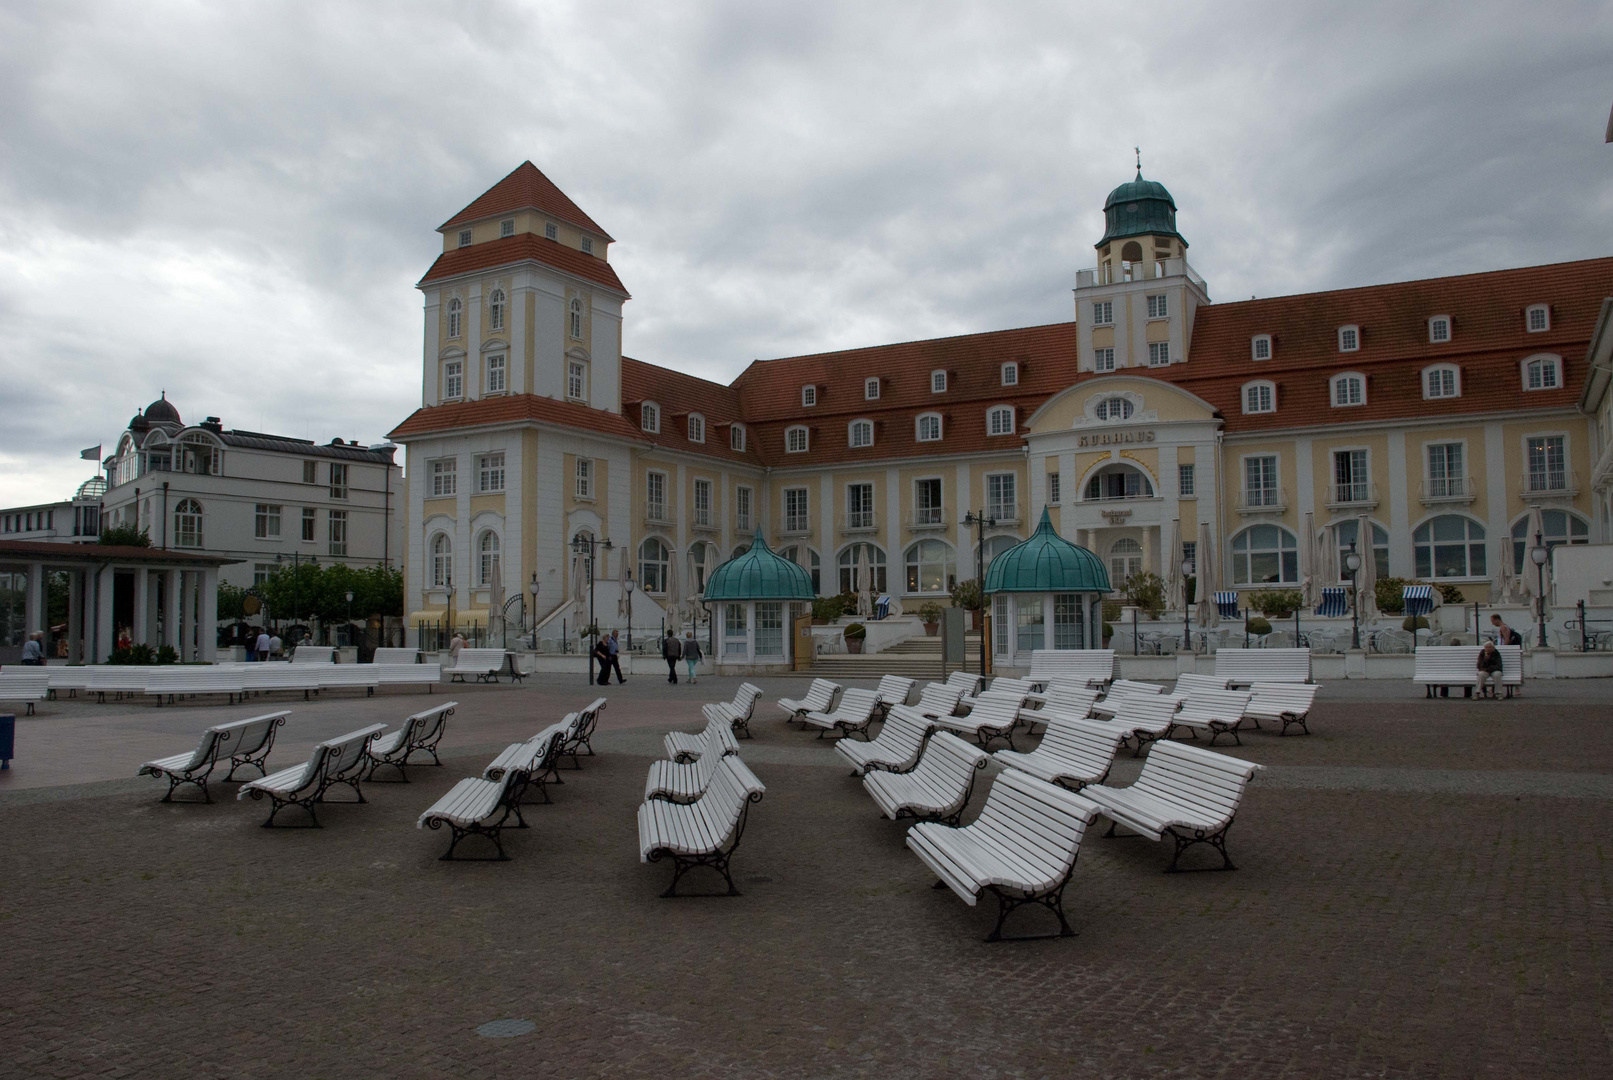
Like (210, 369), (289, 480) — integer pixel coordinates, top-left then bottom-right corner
(80, 445), (101, 461)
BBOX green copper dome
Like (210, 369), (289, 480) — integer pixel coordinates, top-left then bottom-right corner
(703, 529), (816, 601)
(1098, 170), (1183, 248)
(984, 509), (1111, 594)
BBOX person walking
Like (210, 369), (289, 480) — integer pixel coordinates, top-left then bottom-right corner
(254, 629), (271, 662)
(591, 635), (612, 686)
(662, 630), (682, 683)
(448, 631), (466, 665)
(682, 630), (703, 684)
(606, 629), (626, 684)
(20, 631), (45, 666)
(1476, 641), (1504, 698)
(1489, 613), (1522, 646)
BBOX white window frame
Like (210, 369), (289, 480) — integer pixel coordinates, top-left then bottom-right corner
(915, 413), (942, 442)
(986, 472), (1017, 521)
(488, 289), (506, 331)
(646, 470), (668, 521)
(446, 298), (462, 340)
(1178, 463), (1196, 497)
(567, 359), (587, 402)
(986, 405), (1015, 436)
(735, 485), (753, 531)
(914, 477), (944, 525)
(848, 418), (874, 448)
(1094, 347), (1115, 373)
(1331, 372), (1366, 408)
(784, 487), (810, 533)
(640, 401), (660, 434)
(688, 414), (705, 444)
(1522, 353), (1562, 391)
(1092, 300), (1113, 325)
(1251, 334), (1272, 361)
(730, 424), (745, 452)
(1425, 440), (1467, 499)
(801, 385), (817, 407)
(785, 425), (809, 453)
(430, 457), (457, 497)
(1047, 472), (1061, 504)
(1423, 364), (1460, 399)
(301, 507), (316, 542)
(1146, 293), (1168, 319)
(1242, 380), (1276, 414)
(1526, 304), (1550, 332)
(477, 452), (505, 493)
(328, 509), (348, 557)
(499, 218), (514, 238)
(1338, 325), (1360, 352)
(476, 529), (499, 585)
(575, 457), (593, 500)
(457, 230), (472, 248)
(1095, 396), (1134, 421)
(846, 483), (875, 530)
(486, 353), (507, 394)
(1147, 342), (1170, 367)
(1242, 454), (1280, 508)
(865, 377), (881, 400)
(693, 478), (713, 527)
(1000, 362), (1018, 386)
(568, 297), (584, 339)
(544, 221), (558, 240)
(1429, 315), (1450, 343)
(930, 369), (947, 393)
(430, 534), (452, 587)
(254, 503), (282, 539)
(442, 359), (464, 400)
(580, 236), (593, 254)
(328, 463), (348, 500)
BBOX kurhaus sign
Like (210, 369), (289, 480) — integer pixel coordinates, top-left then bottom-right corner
(1077, 430), (1155, 447)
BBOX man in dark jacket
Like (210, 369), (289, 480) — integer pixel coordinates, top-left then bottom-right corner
(1476, 641), (1504, 698)
(662, 631), (682, 683)
(1489, 614), (1522, 646)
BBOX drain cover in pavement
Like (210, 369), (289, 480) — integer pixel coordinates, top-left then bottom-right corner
(476, 1019), (536, 1038)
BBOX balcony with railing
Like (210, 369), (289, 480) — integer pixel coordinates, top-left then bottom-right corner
(987, 500), (1021, 524)
(1520, 470), (1578, 498)
(781, 514), (812, 537)
(908, 507), (947, 530)
(691, 507), (715, 531)
(1075, 257), (1207, 291)
(735, 513), (753, 533)
(1324, 481), (1379, 510)
(644, 502), (674, 528)
(1419, 475), (1477, 505)
(842, 510), (878, 534)
(1235, 486), (1287, 515)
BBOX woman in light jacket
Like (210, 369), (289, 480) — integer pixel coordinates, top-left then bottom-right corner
(682, 630), (703, 684)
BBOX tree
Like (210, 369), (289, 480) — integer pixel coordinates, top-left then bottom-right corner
(217, 584), (248, 622)
(98, 524), (151, 547)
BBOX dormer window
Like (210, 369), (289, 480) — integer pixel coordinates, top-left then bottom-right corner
(1338, 325), (1360, 352)
(916, 413), (942, 442)
(1331, 372), (1366, 407)
(1423, 364), (1460, 399)
(1429, 316), (1451, 343)
(930, 370), (947, 393)
(581, 236), (594, 254)
(1526, 304), (1550, 332)
(987, 405), (1015, 436)
(786, 425), (809, 453)
(730, 424), (745, 452)
(1523, 354), (1562, 390)
(499, 218), (515, 238)
(865, 377), (880, 400)
(1000, 362), (1019, 386)
(849, 419), (873, 448)
(1251, 334), (1272, 361)
(1241, 382), (1275, 414)
(544, 222), (558, 240)
(688, 414), (705, 443)
(802, 385), (817, 407)
(457, 230), (472, 248)
(641, 402), (660, 434)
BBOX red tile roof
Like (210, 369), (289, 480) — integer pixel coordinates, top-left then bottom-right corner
(418, 233), (628, 295)
(439, 161), (612, 239)
(387, 394), (647, 442)
(620, 358), (762, 465)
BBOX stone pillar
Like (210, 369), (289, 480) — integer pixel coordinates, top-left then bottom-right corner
(95, 565), (116, 663)
(165, 570), (183, 651)
(24, 561), (45, 638)
(132, 567), (150, 647)
(67, 569), (83, 664)
(177, 571), (193, 661)
(199, 567), (219, 662)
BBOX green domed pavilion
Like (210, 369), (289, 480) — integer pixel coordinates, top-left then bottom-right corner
(984, 509), (1111, 666)
(702, 529), (815, 670)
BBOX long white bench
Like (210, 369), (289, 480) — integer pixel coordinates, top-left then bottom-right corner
(638, 754), (767, 897)
(137, 711), (289, 802)
(666, 713), (742, 763)
(237, 723), (386, 827)
(313, 666), (383, 697)
(872, 674), (918, 716)
(1082, 740), (1264, 872)
(993, 716), (1126, 791)
(778, 679), (842, 725)
(557, 696), (607, 768)
(835, 710), (934, 776)
(484, 722), (571, 808)
(1020, 686), (1099, 733)
(1105, 692), (1186, 756)
(370, 648), (419, 664)
(0, 672), (50, 715)
(374, 663), (443, 692)
(143, 667), (247, 706)
(1168, 688), (1254, 747)
(1104, 678), (1166, 699)
(418, 762), (534, 861)
(645, 738), (740, 803)
(1413, 645), (1523, 698)
(930, 670), (984, 699)
(1027, 649), (1115, 690)
(960, 676), (1036, 711)
(1244, 682), (1322, 735)
(291, 645), (334, 663)
(446, 648), (508, 683)
(1173, 672), (1233, 696)
(236, 664), (322, 700)
(700, 682), (763, 740)
(934, 690), (1025, 751)
(801, 688), (881, 741)
(366, 701), (456, 780)
(902, 683), (965, 722)
(863, 731), (989, 825)
(1215, 647), (1312, 686)
(907, 769), (1101, 941)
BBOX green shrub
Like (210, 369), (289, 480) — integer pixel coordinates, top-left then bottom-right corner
(1121, 570), (1168, 618)
(1375, 577), (1408, 614)
(109, 643), (156, 665)
(1101, 622), (1113, 639)
(1248, 589), (1304, 618)
(1436, 582), (1466, 604)
(98, 523), (151, 547)
(1402, 615), (1430, 632)
(1102, 599), (1122, 622)
(812, 595), (846, 621)
(156, 645), (179, 665)
(1246, 616), (1273, 635)
(842, 622), (867, 640)
(948, 579), (984, 611)
(916, 601), (944, 623)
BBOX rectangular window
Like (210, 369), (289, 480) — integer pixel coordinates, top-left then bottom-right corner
(1147, 342), (1170, 366)
(443, 360), (464, 400)
(1092, 301), (1113, 325)
(647, 471), (668, 521)
(477, 452), (505, 493)
(1333, 450), (1369, 503)
(931, 370), (947, 393)
(1052, 594), (1083, 649)
(1146, 294), (1168, 319)
(916, 415), (941, 442)
(1430, 317), (1450, 342)
(1333, 376), (1364, 406)
(1047, 473), (1061, 504)
(581, 236), (593, 254)
(1179, 463), (1196, 497)
(1427, 442), (1465, 498)
(735, 485), (753, 531)
(544, 222), (557, 240)
(1001, 363), (1018, 386)
(1527, 305), (1549, 332)
(1527, 436), (1567, 491)
(500, 218), (514, 237)
(329, 463), (348, 500)
(784, 487), (809, 533)
(254, 563), (275, 586)
(1339, 326), (1359, 352)
(575, 458), (592, 499)
(1016, 600), (1045, 654)
(786, 427), (809, 453)
(1426, 367), (1458, 398)
(688, 415), (705, 443)
(328, 510), (347, 556)
(847, 483), (874, 530)
(486, 354), (506, 393)
(1251, 335), (1271, 360)
(254, 503), (282, 539)
(1244, 456), (1279, 507)
(1094, 347), (1115, 372)
(303, 460), (318, 484)
(801, 385), (816, 407)
(730, 424), (745, 451)
(754, 602), (784, 657)
(915, 478), (943, 524)
(693, 479), (712, 527)
(1181, 540), (1197, 576)
(865, 377), (880, 400)
(430, 458), (457, 497)
(567, 360), (586, 400)
(724, 603), (748, 657)
(301, 507), (317, 542)
(458, 229), (472, 247)
(987, 473), (1017, 521)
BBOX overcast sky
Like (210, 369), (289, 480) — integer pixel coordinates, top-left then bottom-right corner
(2, 0), (1609, 507)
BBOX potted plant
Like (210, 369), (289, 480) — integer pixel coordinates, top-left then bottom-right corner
(1101, 622), (1113, 647)
(1247, 616), (1273, 636)
(843, 622), (867, 654)
(916, 601), (943, 636)
(811, 595), (845, 625)
(949, 579), (984, 629)
(1402, 615), (1430, 632)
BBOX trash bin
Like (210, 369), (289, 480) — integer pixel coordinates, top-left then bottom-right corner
(0, 713), (14, 770)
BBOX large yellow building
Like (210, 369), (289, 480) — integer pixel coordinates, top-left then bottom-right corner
(389, 162), (1611, 660)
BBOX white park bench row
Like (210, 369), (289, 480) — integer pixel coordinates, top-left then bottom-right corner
(801, 688), (881, 741)
(863, 730), (989, 826)
(1412, 645), (1523, 698)
(0, 672), (50, 714)
(445, 647), (511, 683)
(638, 753), (766, 897)
(137, 711), (289, 802)
(238, 723), (387, 827)
(364, 702), (457, 780)
(778, 679), (842, 726)
(667, 712), (742, 763)
(1027, 649), (1115, 690)
(700, 682), (763, 740)
(1213, 647), (1312, 686)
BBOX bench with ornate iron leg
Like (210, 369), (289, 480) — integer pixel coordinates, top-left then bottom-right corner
(1242, 682), (1321, 735)
(932, 690), (1025, 751)
(1080, 740), (1264, 872)
(777, 679), (842, 727)
(907, 769), (1101, 941)
(958, 676), (1036, 712)
(801, 688), (881, 740)
(557, 696), (607, 768)
(836, 710), (935, 776)
(1412, 645), (1523, 699)
(871, 674), (917, 718)
(445, 647), (508, 683)
(237, 723), (386, 827)
(698, 683), (763, 741)
(1167, 688), (1255, 747)
(483, 722), (570, 811)
(1172, 672), (1234, 696)
(638, 755), (766, 897)
(137, 711), (289, 802)
(863, 731), (989, 825)
(1100, 692), (1184, 757)
(365, 701), (457, 781)
(644, 738), (740, 804)
(930, 670), (985, 699)
(664, 714), (741, 764)
(418, 761), (535, 861)
(1026, 647), (1115, 691)
(993, 716), (1125, 791)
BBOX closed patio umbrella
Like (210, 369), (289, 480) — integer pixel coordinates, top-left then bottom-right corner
(857, 545), (873, 617)
(487, 565), (505, 645)
(665, 547), (682, 634)
(1164, 518), (1183, 613)
(570, 549), (587, 625)
(617, 547), (629, 619)
(1195, 521), (1218, 628)
(1354, 513), (1378, 625)
(1493, 532), (1517, 604)
(1299, 511), (1316, 609)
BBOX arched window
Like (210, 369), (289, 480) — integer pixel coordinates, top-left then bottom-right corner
(1231, 524), (1299, 585)
(730, 543), (750, 561)
(488, 288), (506, 331)
(688, 414), (705, 443)
(640, 402), (659, 433)
(904, 540), (955, 594)
(1108, 537), (1142, 588)
(785, 425), (809, 453)
(976, 534), (1019, 578)
(572, 529), (596, 581)
(1331, 373), (1366, 407)
(446, 297), (462, 339)
(780, 545), (821, 594)
(848, 419), (873, 448)
(915, 413), (942, 442)
(1242, 381), (1275, 414)
(638, 537), (670, 593)
(1332, 519), (1389, 582)
(179, 433), (220, 475)
(569, 297), (584, 339)
(688, 540), (717, 592)
(477, 530), (500, 586)
(1511, 510), (1588, 572)
(173, 498), (203, 548)
(1423, 364), (1460, 399)
(1415, 515), (1487, 578)
(1085, 464), (1154, 501)
(1523, 354), (1562, 391)
(838, 544), (888, 594)
(986, 405), (1015, 436)
(729, 423), (745, 452)
(431, 534), (452, 587)
(1096, 396), (1134, 421)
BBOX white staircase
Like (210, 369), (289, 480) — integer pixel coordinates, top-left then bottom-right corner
(805, 632), (984, 679)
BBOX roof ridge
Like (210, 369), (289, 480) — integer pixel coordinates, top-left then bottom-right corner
(438, 161), (612, 240)
(1210, 255), (1613, 310)
(734, 320), (1078, 381)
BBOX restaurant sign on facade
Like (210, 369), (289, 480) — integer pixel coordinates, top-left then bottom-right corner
(1077, 430), (1156, 448)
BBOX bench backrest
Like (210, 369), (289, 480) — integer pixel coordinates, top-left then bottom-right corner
(1041, 686), (1099, 718)
(215, 712), (289, 760)
(370, 648), (419, 664)
(731, 683), (763, 719)
(966, 690), (1025, 726)
(1175, 687), (1254, 725)
(802, 678), (840, 712)
(1130, 739), (1263, 827)
(972, 769), (1099, 873)
(320, 723), (388, 782)
(145, 669), (244, 692)
(1245, 682), (1320, 713)
(831, 688), (880, 721)
(875, 674), (917, 704)
(1174, 672), (1233, 696)
(0, 672), (51, 694)
(943, 670), (985, 696)
(913, 730), (990, 789)
(695, 755), (767, 845)
(1036, 717), (1127, 773)
(173, 726), (230, 773)
(915, 683), (964, 717)
(1107, 678), (1165, 697)
(1111, 692), (1184, 730)
(1216, 647), (1311, 683)
(695, 714), (740, 757)
(1414, 645), (1523, 684)
(980, 676), (1035, 699)
(1028, 649), (1115, 685)
(291, 646), (334, 663)
(451, 648), (506, 671)
(875, 711), (934, 759)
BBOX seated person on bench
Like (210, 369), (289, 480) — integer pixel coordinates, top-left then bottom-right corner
(1477, 642), (1504, 698)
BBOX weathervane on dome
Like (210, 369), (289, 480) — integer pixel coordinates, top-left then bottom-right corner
(1135, 146), (1142, 178)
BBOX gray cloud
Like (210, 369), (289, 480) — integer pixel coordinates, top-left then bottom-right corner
(1, 0), (1609, 505)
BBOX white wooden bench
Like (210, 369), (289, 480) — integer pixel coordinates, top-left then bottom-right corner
(1027, 649), (1115, 690)
(484, 721), (571, 805)
(1081, 739), (1264, 872)
(907, 769), (1101, 941)
(638, 754), (767, 897)
(960, 676), (1035, 711)
(0, 672), (50, 715)
(1104, 692), (1186, 756)
(1413, 645), (1523, 698)
(1173, 672), (1233, 696)
(238, 723), (387, 827)
(801, 688), (881, 741)
(314, 665), (382, 697)
(863, 731), (989, 825)
(1020, 686), (1099, 733)
(370, 648), (419, 664)
(137, 711), (289, 802)
(46, 667), (96, 699)
(904, 682), (965, 721)
(666, 713), (742, 763)
(237, 664), (323, 700)
(1168, 688), (1254, 746)
(993, 716), (1126, 791)
(366, 701), (457, 780)
(557, 696), (607, 768)
(778, 679), (842, 725)
(645, 737), (740, 803)
(1244, 683), (1322, 735)
(835, 710), (935, 776)
(872, 674), (918, 716)
(418, 762), (534, 861)
(1215, 647), (1312, 687)
(291, 645), (334, 663)
(142, 667), (246, 706)
(1104, 678), (1166, 699)
(934, 690), (1025, 751)
(373, 663), (443, 693)
(445, 648), (508, 683)
(698, 683), (763, 740)
(931, 670), (984, 698)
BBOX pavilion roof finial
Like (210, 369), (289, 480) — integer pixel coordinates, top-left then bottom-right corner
(1135, 146), (1142, 179)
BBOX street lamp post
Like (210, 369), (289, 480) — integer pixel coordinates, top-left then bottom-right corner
(962, 509), (997, 675)
(1181, 556), (1194, 652)
(625, 571), (635, 652)
(570, 535), (613, 684)
(344, 589), (353, 647)
(527, 573), (539, 648)
(1344, 542), (1362, 650)
(1531, 530), (1550, 648)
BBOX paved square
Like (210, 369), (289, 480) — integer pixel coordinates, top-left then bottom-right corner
(1, 674), (1610, 1078)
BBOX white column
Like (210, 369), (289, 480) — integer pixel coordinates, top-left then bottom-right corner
(24, 561), (44, 637)
(67, 570), (83, 664)
(132, 567), (150, 646)
(884, 467), (901, 596)
(95, 565), (116, 662)
(1386, 429), (1409, 576)
(165, 570), (183, 650)
(200, 567), (219, 662)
